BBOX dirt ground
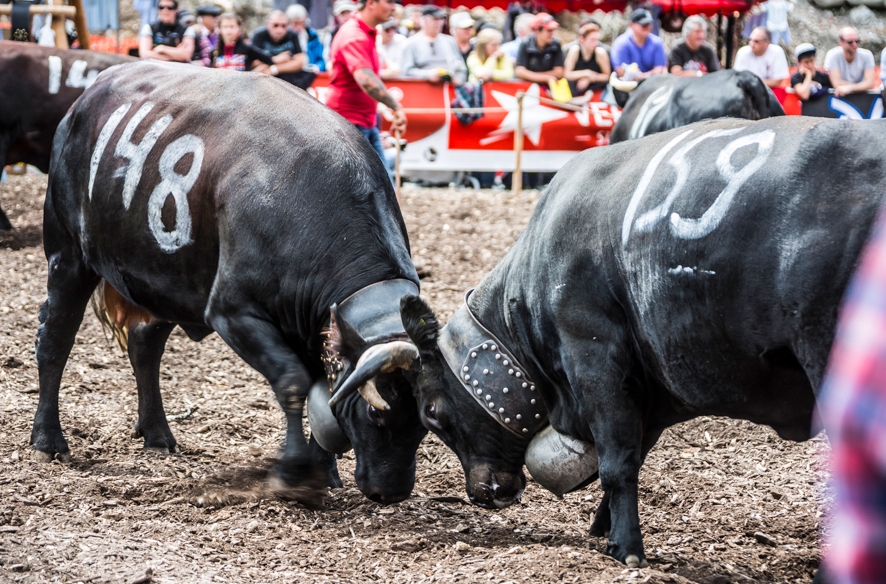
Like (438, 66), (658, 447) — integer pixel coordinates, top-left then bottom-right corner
(0, 173), (830, 584)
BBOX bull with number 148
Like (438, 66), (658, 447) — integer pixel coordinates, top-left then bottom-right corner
(31, 60), (427, 503)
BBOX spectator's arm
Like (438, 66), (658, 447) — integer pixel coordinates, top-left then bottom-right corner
(139, 27), (175, 60)
(669, 64), (696, 77)
(514, 65), (558, 84)
(275, 52), (306, 73)
(563, 45), (581, 80)
(828, 67), (844, 90)
(792, 70), (813, 101)
(763, 76), (787, 88)
(162, 35), (196, 63)
(834, 68), (876, 96)
(492, 55), (515, 80)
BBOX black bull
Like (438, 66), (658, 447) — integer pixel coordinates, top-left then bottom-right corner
(610, 69), (785, 143)
(0, 41), (134, 230)
(372, 117), (886, 566)
(32, 61), (428, 503)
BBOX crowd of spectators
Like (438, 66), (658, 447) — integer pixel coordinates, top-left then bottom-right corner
(134, 0), (886, 107)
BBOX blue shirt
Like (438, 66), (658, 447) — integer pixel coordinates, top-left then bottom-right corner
(610, 31), (667, 73)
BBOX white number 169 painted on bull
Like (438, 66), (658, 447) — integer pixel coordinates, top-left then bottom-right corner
(622, 128), (775, 248)
(88, 102), (204, 253)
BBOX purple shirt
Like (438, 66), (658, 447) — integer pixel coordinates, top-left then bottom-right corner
(610, 31), (667, 73)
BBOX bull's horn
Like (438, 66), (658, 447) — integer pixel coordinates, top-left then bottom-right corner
(328, 341), (420, 408)
(609, 72), (638, 93)
(358, 378), (390, 411)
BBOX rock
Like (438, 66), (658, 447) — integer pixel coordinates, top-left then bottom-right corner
(10, 450), (19, 461)
(195, 425), (211, 433)
(810, 0), (845, 8)
(849, 4), (879, 24)
(454, 541), (471, 552)
(754, 531), (778, 547)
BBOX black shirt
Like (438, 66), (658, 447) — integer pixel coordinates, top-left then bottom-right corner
(790, 69), (832, 100)
(667, 41), (720, 74)
(145, 21), (191, 48)
(515, 34), (564, 75)
(250, 27), (303, 58)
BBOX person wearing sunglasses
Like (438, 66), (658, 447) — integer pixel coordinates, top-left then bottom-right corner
(825, 27), (875, 98)
(251, 10), (315, 89)
(139, 0), (197, 63)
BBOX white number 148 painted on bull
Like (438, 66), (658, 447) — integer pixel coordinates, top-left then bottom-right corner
(622, 128), (775, 248)
(88, 102), (204, 253)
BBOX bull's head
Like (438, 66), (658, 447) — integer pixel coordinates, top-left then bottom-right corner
(396, 295), (531, 509)
(308, 297), (427, 505)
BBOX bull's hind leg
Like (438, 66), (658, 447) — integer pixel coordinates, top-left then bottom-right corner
(128, 321), (179, 453)
(205, 293), (325, 494)
(31, 224), (100, 461)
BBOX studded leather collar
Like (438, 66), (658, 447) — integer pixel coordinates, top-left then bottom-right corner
(438, 290), (549, 438)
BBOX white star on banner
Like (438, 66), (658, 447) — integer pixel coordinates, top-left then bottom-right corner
(481, 83), (570, 147)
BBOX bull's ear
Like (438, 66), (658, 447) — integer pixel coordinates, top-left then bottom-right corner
(400, 295), (440, 357)
(330, 304), (368, 356)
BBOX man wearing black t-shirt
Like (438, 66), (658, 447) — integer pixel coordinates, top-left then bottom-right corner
(139, 0), (196, 62)
(790, 43), (832, 101)
(250, 10), (314, 89)
(514, 13), (564, 85)
(668, 15), (719, 77)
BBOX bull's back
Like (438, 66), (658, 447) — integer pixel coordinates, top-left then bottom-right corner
(50, 61), (403, 326)
(505, 117), (886, 428)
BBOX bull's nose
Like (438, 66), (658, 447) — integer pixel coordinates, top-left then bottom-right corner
(469, 482), (523, 509)
(366, 490), (410, 505)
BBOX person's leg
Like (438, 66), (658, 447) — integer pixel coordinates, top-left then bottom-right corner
(358, 126), (394, 186)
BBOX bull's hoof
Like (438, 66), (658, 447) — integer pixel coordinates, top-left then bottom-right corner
(132, 423), (178, 453)
(30, 448), (72, 463)
(326, 464), (344, 489)
(625, 555), (648, 569)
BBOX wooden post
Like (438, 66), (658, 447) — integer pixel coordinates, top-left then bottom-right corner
(513, 91), (524, 196)
(70, 0), (90, 49)
(394, 128), (402, 207)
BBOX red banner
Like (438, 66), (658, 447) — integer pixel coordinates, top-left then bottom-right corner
(309, 74), (621, 172)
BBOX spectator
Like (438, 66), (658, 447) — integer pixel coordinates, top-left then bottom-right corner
(193, 4), (222, 67)
(501, 13), (534, 62)
(564, 19), (610, 96)
(327, 0), (406, 180)
(378, 19), (407, 78)
(514, 12), (565, 85)
(403, 6), (423, 37)
(211, 12), (274, 71)
(825, 27), (876, 97)
(330, 0), (357, 40)
(251, 10), (315, 89)
(819, 204), (886, 584)
(287, 4), (326, 72)
(761, 0), (793, 46)
(610, 9), (667, 80)
(450, 11), (476, 65)
(400, 6), (467, 84)
(790, 43), (831, 101)
(139, 0), (196, 63)
(467, 28), (514, 82)
(668, 15), (720, 77)
(733, 26), (788, 88)
(178, 10), (196, 28)
(881, 46), (886, 92)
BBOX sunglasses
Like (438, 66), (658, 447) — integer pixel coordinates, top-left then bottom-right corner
(841, 38), (859, 44)
(158, 5), (176, 10)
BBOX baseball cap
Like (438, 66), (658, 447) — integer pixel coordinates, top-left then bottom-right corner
(795, 43), (816, 60)
(450, 11), (475, 29)
(333, 0), (357, 15)
(533, 12), (558, 30)
(421, 5), (446, 19)
(630, 8), (654, 25)
(195, 3), (222, 16)
(380, 19), (397, 30)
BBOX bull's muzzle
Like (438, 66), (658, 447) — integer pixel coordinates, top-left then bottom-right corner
(468, 465), (525, 509)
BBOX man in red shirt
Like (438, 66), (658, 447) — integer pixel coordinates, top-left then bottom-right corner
(327, 0), (406, 170)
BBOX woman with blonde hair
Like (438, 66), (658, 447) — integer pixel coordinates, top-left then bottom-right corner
(466, 28), (514, 82)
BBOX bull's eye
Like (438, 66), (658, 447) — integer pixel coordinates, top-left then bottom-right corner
(424, 402), (442, 431)
(367, 404), (384, 426)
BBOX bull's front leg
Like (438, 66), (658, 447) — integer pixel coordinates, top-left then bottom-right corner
(206, 299), (327, 496)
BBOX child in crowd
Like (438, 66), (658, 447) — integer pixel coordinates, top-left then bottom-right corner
(466, 28), (514, 82)
(211, 13), (274, 71)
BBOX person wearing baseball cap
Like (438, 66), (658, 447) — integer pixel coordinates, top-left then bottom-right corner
(610, 8), (667, 80)
(400, 6), (467, 83)
(193, 4), (222, 66)
(450, 11), (476, 64)
(791, 43), (831, 101)
(514, 12), (564, 85)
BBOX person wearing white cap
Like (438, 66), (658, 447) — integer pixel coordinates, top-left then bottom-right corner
(790, 43), (831, 101)
(450, 11), (475, 65)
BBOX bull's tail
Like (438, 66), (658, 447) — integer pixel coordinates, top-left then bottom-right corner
(738, 72), (786, 120)
(91, 281), (153, 352)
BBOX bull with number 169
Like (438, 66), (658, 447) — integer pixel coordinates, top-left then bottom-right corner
(336, 116), (886, 567)
(31, 61), (427, 504)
